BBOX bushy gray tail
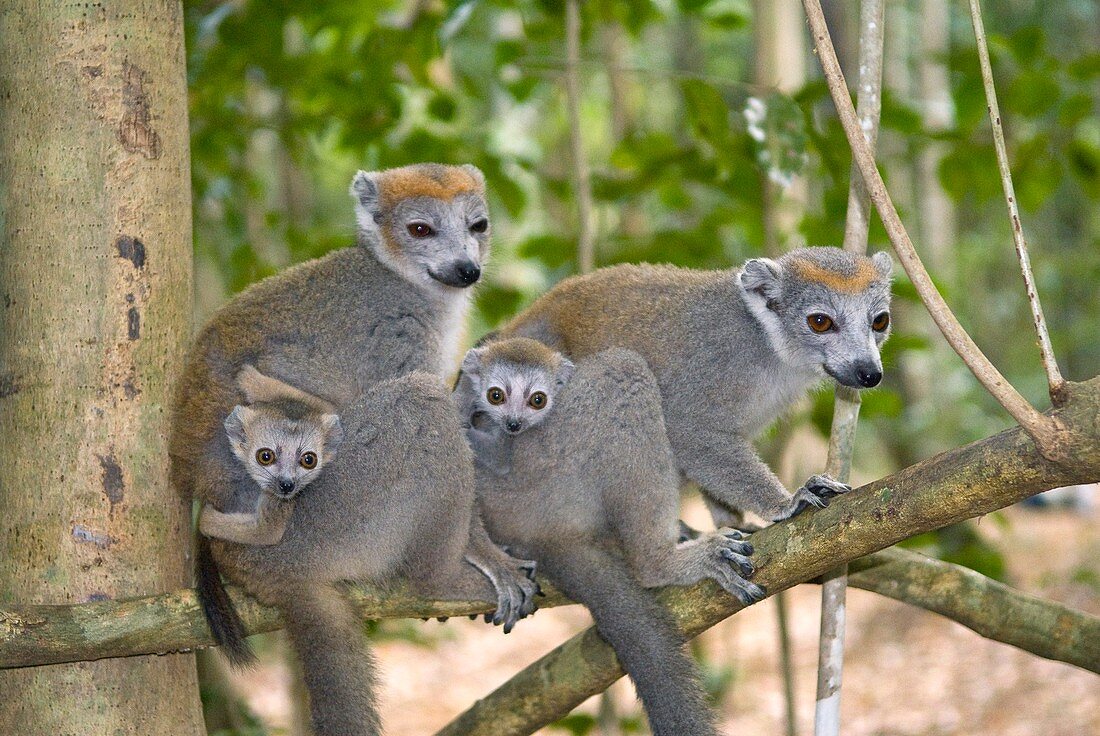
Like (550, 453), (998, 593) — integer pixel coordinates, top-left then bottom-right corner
(537, 545), (718, 736)
(281, 585), (382, 736)
(195, 535), (256, 667)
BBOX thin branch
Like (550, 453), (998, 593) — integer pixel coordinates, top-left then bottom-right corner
(774, 592), (798, 736)
(564, 0), (596, 274)
(816, 3), (883, 733)
(846, 547), (1100, 674)
(966, 0), (1065, 400)
(434, 379), (1100, 736)
(800, 0), (1066, 457)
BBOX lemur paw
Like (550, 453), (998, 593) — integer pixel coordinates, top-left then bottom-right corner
(700, 529), (763, 604)
(777, 475), (852, 520)
(485, 555), (541, 634)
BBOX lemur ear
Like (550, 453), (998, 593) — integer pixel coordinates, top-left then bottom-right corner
(350, 170), (383, 231)
(223, 406), (253, 456)
(555, 358), (575, 386)
(460, 164), (486, 191)
(320, 413), (344, 455)
(460, 347), (484, 376)
(871, 251), (894, 280)
(740, 258), (783, 300)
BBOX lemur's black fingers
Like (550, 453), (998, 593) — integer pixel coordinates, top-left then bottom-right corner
(718, 527), (747, 540)
(805, 474), (851, 497)
(469, 614), (478, 621)
(436, 616), (449, 623)
(720, 548), (755, 578)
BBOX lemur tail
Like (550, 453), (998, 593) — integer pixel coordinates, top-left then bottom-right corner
(281, 584), (382, 736)
(537, 544), (719, 736)
(195, 535), (256, 668)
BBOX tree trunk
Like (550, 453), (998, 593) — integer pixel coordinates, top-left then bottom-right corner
(0, 1), (204, 733)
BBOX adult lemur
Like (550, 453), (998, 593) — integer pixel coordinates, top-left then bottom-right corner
(496, 247), (893, 526)
(170, 164), (537, 734)
(459, 346), (760, 736)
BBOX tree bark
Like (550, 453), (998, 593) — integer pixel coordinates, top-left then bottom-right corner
(0, 1), (203, 733)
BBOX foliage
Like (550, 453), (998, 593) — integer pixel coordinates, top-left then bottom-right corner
(185, 0), (1098, 578)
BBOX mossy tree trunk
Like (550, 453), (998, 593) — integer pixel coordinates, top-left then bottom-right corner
(0, 1), (204, 733)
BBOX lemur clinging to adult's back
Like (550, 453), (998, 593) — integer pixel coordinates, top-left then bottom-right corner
(497, 247), (894, 526)
(453, 337), (575, 475)
(465, 347), (761, 735)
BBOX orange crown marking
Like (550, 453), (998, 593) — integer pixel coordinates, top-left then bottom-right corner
(789, 258), (877, 294)
(379, 166), (483, 208)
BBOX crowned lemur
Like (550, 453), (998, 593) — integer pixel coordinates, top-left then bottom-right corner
(496, 247), (894, 528)
(170, 164), (538, 736)
(456, 341), (762, 736)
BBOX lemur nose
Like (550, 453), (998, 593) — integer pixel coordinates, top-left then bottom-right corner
(856, 367), (883, 388)
(278, 479), (295, 494)
(455, 261), (481, 285)
(506, 420), (521, 433)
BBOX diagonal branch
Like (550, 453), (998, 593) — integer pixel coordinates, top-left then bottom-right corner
(800, 0), (1067, 458)
(966, 0), (1065, 400)
(433, 378), (1100, 736)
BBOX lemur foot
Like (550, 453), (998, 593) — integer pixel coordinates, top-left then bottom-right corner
(474, 554), (540, 634)
(694, 529), (765, 605)
(777, 474), (852, 520)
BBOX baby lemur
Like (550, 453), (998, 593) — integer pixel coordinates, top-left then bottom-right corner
(497, 247), (893, 527)
(198, 370), (537, 736)
(171, 164), (538, 734)
(453, 337), (574, 475)
(198, 366), (343, 546)
(460, 345), (761, 736)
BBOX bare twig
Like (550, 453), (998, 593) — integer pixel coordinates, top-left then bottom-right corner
(815, 4), (883, 732)
(800, 0), (1065, 457)
(775, 591), (798, 736)
(966, 0), (1065, 401)
(565, 0), (596, 274)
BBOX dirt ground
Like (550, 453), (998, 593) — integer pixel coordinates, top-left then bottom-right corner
(229, 504), (1100, 736)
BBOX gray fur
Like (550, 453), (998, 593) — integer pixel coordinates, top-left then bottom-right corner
(475, 349), (764, 735)
(172, 165), (537, 736)
(207, 374), (540, 736)
(503, 247), (893, 524)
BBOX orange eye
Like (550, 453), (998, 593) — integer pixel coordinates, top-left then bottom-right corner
(299, 452), (317, 470)
(807, 314), (834, 333)
(255, 448), (276, 466)
(407, 222), (434, 238)
(528, 391), (547, 410)
(486, 387), (505, 405)
(872, 312), (890, 332)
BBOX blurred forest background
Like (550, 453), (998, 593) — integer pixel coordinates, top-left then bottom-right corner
(184, 0), (1099, 734)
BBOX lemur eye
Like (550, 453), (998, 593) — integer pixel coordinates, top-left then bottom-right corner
(486, 387), (506, 405)
(255, 448), (276, 466)
(872, 312), (891, 332)
(407, 222), (434, 238)
(528, 391), (547, 409)
(469, 218), (488, 234)
(807, 313), (834, 333)
(299, 452), (318, 470)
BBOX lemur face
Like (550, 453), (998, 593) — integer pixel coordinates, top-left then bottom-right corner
(458, 339), (575, 436)
(224, 406), (343, 499)
(350, 164), (491, 291)
(740, 248), (893, 389)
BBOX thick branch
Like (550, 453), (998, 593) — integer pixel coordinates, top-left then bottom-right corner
(435, 378), (1100, 736)
(3, 380), (1098, 676)
(847, 547), (1100, 674)
(966, 0), (1064, 400)
(800, 0), (1065, 455)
